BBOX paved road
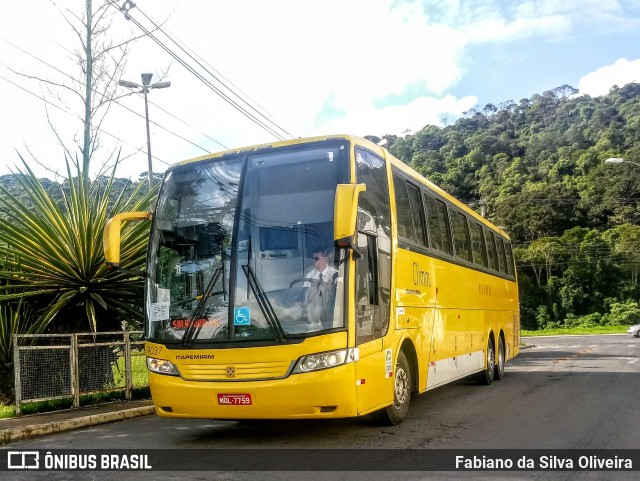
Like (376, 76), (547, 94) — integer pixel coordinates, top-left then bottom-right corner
(3, 334), (639, 480)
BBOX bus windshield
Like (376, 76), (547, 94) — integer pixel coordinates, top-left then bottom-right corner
(146, 141), (350, 344)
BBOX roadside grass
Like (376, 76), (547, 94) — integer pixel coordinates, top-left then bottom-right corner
(0, 387), (151, 419)
(112, 351), (148, 388)
(0, 404), (12, 419)
(0, 352), (150, 420)
(522, 326), (629, 337)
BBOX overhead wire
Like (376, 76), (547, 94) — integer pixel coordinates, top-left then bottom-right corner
(0, 74), (169, 167)
(131, 4), (295, 140)
(52, 38), (228, 150)
(109, 1), (294, 141)
(0, 37), (216, 160)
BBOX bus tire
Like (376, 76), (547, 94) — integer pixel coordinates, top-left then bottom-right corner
(374, 351), (411, 425)
(477, 337), (495, 385)
(495, 336), (505, 380)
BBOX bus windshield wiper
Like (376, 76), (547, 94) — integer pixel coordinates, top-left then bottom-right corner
(182, 266), (224, 346)
(242, 264), (287, 343)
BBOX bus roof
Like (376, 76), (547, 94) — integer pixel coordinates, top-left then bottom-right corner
(168, 134), (509, 239)
(168, 134), (363, 169)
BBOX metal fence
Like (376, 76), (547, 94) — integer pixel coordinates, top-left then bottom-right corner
(13, 331), (147, 415)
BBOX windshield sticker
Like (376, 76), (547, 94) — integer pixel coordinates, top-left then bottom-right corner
(234, 307), (251, 326)
(157, 288), (171, 302)
(171, 318), (222, 330)
(150, 302), (170, 322)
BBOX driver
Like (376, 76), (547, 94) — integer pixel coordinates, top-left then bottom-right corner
(303, 246), (339, 329)
(304, 246), (338, 286)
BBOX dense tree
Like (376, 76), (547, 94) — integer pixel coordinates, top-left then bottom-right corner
(386, 82), (640, 329)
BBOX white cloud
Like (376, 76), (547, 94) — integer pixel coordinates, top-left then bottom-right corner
(463, 15), (571, 43)
(578, 58), (640, 97)
(1, 0), (638, 180)
(309, 94), (478, 139)
(429, 0), (636, 44)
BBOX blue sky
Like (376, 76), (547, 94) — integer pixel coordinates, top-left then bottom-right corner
(1, 0), (640, 180)
(451, 2), (640, 107)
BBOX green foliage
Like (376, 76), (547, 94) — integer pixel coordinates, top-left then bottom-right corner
(0, 299), (40, 403)
(0, 157), (157, 334)
(565, 312), (603, 328)
(521, 325), (627, 337)
(601, 301), (640, 326)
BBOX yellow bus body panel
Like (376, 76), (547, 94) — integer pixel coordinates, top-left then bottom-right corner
(393, 247), (519, 393)
(145, 332), (361, 419)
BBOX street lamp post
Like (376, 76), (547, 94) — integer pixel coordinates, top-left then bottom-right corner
(118, 73), (171, 191)
(605, 157), (640, 168)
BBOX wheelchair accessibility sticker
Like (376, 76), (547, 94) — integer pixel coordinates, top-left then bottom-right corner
(234, 307), (251, 326)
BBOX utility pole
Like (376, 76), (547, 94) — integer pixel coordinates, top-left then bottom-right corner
(119, 73), (171, 191)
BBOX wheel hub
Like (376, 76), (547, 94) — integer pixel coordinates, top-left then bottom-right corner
(394, 366), (409, 407)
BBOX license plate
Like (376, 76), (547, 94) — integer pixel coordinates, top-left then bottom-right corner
(217, 393), (252, 405)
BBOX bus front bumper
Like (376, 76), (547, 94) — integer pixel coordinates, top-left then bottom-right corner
(149, 363), (358, 419)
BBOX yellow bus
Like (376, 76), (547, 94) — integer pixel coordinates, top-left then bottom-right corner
(104, 134), (519, 424)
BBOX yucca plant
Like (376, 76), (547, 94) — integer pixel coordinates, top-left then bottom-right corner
(0, 156), (158, 333)
(0, 296), (41, 404)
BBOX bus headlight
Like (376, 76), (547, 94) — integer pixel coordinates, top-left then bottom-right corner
(293, 348), (359, 374)
(146, 357), (180, 376)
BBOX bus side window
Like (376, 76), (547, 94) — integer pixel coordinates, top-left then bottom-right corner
(392, 174), (413, 241)
(355, 232), (383, 344)
(470, 222), (488, 267)
(451, 210), (472, 263)
(504, 241), (516, 277)
(424, 193), (453, 255)
(484, 229), (498, 271)
(495, 236), (507, 274)
(406, 183), (427, 247)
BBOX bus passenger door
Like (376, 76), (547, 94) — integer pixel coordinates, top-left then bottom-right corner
(354, 233), (392, 414)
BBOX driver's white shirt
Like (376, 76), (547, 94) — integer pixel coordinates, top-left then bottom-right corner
(303, 265), (338, 287)
(305, 265), (337, 281)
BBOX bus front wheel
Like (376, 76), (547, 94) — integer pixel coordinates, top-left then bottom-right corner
(374, 351), (411, 425)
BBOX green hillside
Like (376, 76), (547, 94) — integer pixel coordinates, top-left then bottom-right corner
(373, 83), (640, 330)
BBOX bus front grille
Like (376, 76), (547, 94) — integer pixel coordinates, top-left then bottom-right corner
(178, 360), (293, 381)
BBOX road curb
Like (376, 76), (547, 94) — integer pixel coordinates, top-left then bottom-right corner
(0, 405), (155, 445)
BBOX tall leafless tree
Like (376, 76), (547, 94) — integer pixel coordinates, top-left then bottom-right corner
(11, 0), (155, 179)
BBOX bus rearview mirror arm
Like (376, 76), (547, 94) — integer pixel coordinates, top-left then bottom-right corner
(103, 211), (153, 267)
(334, 183), (366, 259)
(334, 237), (363, 259)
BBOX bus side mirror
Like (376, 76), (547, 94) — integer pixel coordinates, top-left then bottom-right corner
(103, 211), (152, 267)
(334, 183), (366, 258)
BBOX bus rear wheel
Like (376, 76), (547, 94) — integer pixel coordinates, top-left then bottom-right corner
(374, 351), (411, 425)
(495, 337), (505, 380)
(477, 337), (495, 385)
